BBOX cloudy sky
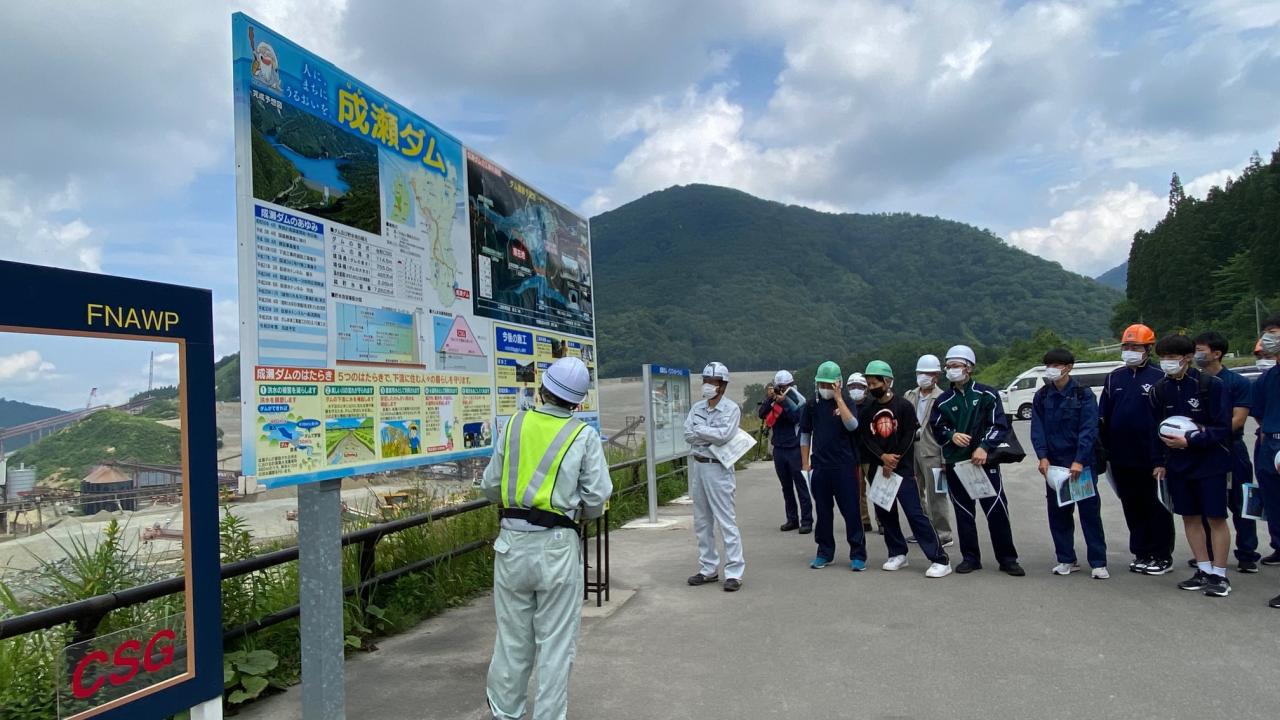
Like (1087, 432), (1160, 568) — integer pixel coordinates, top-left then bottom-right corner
(2, 0), (1279, 409)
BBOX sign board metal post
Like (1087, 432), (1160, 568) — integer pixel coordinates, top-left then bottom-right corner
(642, 364), (659, 524)
(630, 364), (691, 529)
(298, 480), (346, 720)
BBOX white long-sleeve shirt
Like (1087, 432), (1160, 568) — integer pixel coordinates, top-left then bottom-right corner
(481, 405), (614, 529)
(684, 396), (742, 460)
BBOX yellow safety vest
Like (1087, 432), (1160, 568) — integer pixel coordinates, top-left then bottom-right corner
(500, 410), (586, 516)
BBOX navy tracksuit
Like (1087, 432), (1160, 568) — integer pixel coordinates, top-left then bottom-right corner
(1210, 368), (1259, 562)
(1099, 363), (1175, 562)
(760, 393), (813, 526)
(1251, 367), (1280, 553)
(801, 390), (866, 563)
(1031, 379), (1107, 569)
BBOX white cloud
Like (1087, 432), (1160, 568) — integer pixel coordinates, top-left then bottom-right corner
(213, 299), (241, 359)
(1008, 183), (1166, 276)
(1184, 168), (1235, 199)
(0, 351), (57, 382)
(0, 177), (101, 272)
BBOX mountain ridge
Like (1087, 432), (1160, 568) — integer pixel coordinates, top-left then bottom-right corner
(590, 183), (1121, 377)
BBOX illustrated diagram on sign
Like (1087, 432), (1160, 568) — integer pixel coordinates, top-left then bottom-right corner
(432, 314), (488, 372)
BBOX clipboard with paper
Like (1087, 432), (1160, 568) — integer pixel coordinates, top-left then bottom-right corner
(708, 428), (758, 467)
(953, 462), (997, 499)
(869, 471), (904, 511)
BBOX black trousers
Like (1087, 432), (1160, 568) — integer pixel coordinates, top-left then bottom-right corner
(1111, 464), (1175, 562)
(946, 464), (1018, 567)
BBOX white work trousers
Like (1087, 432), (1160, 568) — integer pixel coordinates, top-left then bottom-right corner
(689, 459), (745, 580)
(487, 527), (584, 720)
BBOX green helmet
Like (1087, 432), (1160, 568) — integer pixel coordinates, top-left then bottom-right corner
(815, 361), (842, 384)
(865, 360), (893, 378)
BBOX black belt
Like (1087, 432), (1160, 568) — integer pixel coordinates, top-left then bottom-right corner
(499, 507), (579, 532)
(692, 455), (721, 464)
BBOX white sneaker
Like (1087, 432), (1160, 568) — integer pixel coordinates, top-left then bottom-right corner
(1052, 562), (1080, 575)
(882, 555), (909, 571)
(926, 562), (953, 578)
(1091, 567), (1110, 580)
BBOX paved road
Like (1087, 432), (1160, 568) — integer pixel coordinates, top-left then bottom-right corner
(243, 424), (1280, 720)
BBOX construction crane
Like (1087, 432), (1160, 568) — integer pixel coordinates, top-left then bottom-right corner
(86, 387), (98, 409)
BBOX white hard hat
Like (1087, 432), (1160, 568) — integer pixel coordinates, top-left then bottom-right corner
(1275, 449), (1280, 473)
(774, 370), (794, 386)
(541, 357), (590, 404)
(846, 372), (868, 388)
(702, 362), (730, 382)
(916, 354), (942, 373)
(945, 345), (977, 366)
(1158, 415), (1199, 440)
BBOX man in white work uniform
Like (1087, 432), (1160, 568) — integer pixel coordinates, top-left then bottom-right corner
(480, 357), (613, 720)
(684, 361), (746, 592)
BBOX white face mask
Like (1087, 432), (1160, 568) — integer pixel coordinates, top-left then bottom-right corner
(819, 388), (835, 401)
(1263, 333), (1280, 356)
(849, 388), (865, 401)
(945, 366), (968, 383)
(1043, 367), (1064, 382)
(1159, 359), (1185, 376)
(916, 373), (935, 390)
(701, 383), (719, 399)
(1257, 358), (1277, 371)
(1121, 350), (1145, 367)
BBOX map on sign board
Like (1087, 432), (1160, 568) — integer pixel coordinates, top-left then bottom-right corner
(232, 13), (599, 488)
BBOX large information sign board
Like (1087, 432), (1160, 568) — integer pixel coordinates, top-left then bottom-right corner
(232, 14), (599, 487)
(644, 365), (692, 463)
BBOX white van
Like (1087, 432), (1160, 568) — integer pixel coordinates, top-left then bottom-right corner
(1000, 361), (1124, 421)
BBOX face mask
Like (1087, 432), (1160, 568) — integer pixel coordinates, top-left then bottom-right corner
(819, 388), (835, 401)
(1159, 359), (1184, 376)
(869, 387), (888, 399)
(850, 388), (866, 401)
(945, 367), (968, 383)
(1121, 350), (1144, 367)
(1263, 333), (1280, 355)
(701, 383), (719, 399)
(1043, 367), (1063, 382)
(916, 374), (934, 390)
(1193, 351), (1211, 368)
(1258, 358), (1277, 371)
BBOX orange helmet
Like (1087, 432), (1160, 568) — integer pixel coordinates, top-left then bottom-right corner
(1120, 323), (1156, 345)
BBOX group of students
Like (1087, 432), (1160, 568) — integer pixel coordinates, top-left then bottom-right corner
(684, 318), (1280, 609)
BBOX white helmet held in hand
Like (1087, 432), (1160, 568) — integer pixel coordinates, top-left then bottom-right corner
(916, 354), (942, 373)
(945, 345), (977, 366)
(1158, 415), (1199, 440)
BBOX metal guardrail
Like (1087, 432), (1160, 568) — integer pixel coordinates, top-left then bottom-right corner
(0, 456), (678, 647)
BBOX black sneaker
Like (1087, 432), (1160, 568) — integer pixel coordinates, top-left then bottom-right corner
(687, 573), (719, 586)
(1142, 559), (1174, 576)
(1203, 575), (1231, 597)
(906, 535), (919, 544)
(723, 578), (741, 592)
(780, 521), (799, 532)
(999, 562), (1026, 577)
(1269, 593), (1280, 609)
(1177, 571), (1211, 591)
(1186, 558), (1197, 569)
(1263, 551), (1280, 566)
(955, 560), (982, 574)
(1238, 559), (1260, 574)
(1129, 557), (1149, 573)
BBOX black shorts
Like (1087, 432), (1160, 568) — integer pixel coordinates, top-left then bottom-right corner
(1168, 473), (1228, 518)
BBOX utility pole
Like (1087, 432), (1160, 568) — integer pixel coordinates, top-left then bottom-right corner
(148, 350), (155, 391)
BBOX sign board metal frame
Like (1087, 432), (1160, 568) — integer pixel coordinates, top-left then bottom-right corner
(642, 364), (692, 523)
(0, 260), (222, 719)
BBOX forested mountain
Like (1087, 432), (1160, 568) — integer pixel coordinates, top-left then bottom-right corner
(1115, 146), (1280, 349)
(0, 398), (64, 430)
(590, 184), (1121, 378)
(1096, 262), (1127, 291)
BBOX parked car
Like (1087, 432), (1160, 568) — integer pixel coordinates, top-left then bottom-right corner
(999, 361), (1124, 421)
